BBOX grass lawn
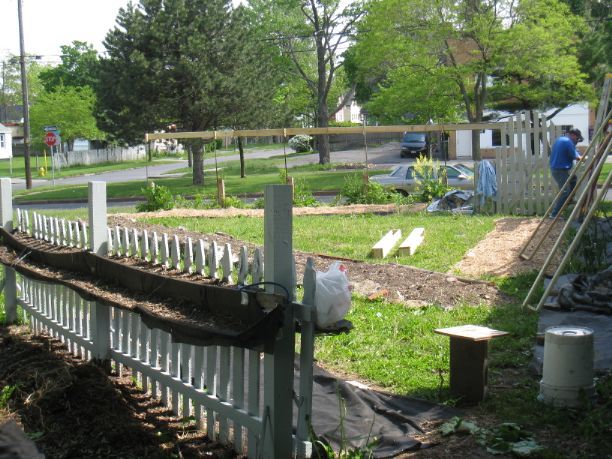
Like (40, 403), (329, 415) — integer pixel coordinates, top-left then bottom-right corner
(14, 165), (384, 203)
(145, 212), (496, 273)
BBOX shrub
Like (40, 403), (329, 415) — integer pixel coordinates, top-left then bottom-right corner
(293, 179), (319, 207)
(413, 154), (452, 202)
(137, 182), (174, 212)
(341, 175), (397, 204)
(221, 195), (246, 209)
(288, 135), (313, 153)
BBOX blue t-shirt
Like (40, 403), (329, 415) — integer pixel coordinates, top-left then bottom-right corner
(550, 136), (579, 170)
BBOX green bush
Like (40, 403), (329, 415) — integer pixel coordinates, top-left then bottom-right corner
(413, 154), (452, 202)
(137, 183), (174, 212)
(288, 135), (313, 153)
(340, 175), (406, 205)
(293, 179), (319, 207)
(221, 195), (246, 208)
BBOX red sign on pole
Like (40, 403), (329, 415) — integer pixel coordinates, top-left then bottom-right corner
(44, 131), (58, 147)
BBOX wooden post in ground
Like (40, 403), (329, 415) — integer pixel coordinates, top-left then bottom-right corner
(217, 178), (225, 206)
(0, 178), (17, 324)
(88, 181), (110, 367)
(88, 181), (108, 255)
(262, 185), (295, 458)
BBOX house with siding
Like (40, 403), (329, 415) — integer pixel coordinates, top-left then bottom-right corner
(0, 123), (12, 159)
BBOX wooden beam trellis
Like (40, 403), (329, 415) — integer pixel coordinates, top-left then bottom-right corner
(144, 123), (502, 141)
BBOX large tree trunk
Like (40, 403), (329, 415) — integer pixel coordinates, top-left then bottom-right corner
(238, 137), (246, 178)
(471, 130), (481, 161)
(316, 105), (331, 164)
(191, 141), (204, 185)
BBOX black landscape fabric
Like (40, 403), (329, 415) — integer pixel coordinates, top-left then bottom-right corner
(302, 362), (457, 458)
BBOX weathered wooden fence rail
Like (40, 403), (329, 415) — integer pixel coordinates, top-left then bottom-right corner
(1, 178), (317, 458)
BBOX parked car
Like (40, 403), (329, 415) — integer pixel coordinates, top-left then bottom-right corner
(370, 164), (474, 195)
(400, 132), (429, 158)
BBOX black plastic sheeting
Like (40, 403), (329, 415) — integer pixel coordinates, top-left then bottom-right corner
(302, 363), (457, 458)
(0, 228), (284, 350)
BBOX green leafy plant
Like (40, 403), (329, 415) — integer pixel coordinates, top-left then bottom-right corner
(293, 179), (319, 207)
(340, 175), (398, 204)
(412, 154), (452, 202)
(137, 182), (174, 212)
(221, 195), (246, 209)
(0, 385), (18, 408)
(288, 134), (313, 153)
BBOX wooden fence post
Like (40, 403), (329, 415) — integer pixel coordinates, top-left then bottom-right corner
(88, 181), (110, 367)
(296, 257), (316, 457)
(88, 181), (108, 255)
(263, 185), (295, 458)
(0, 178), (17, 324)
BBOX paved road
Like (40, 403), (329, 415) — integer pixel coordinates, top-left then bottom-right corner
(10, 143), (610, 200)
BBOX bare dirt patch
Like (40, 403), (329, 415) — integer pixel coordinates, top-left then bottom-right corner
(453, 217), (562, 278)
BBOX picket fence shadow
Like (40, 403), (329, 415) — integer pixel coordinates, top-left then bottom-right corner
(2, 180), (316, 459)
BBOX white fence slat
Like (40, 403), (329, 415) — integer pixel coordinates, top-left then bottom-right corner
(170, 339), (180, 414)
(171, 235), (180, 270)
(195, 239), (206, 275)
(159, 331), (170, 406)
(141, 229), (149, 262)
(218, 346), (231, 443)
(221, 244), (233, 283)
(80, 221), (88, 250)
(184, 238), (193, 274)
(122, 227), (129, 257)
(139, 319), (149, 393)
(149, 328), (159, 398)
(206, 346), (218, 439)
(193, 345), (204, 429)
(32, 212), (38, 238)
(181, 343), (192, 417)
(238, 246), (249, 285)
(151, 232), (159, 265)
(247, 349), (261, 455)
(73, 222), (81, 248)
(161, 233), (170, 268)
(252, 248), (264, 284)
(24, 211), (30, 236)
(209, 241), (219, 280)
(232, 347), (245, 453)
(131, 229), (139, 258)
(16, 208), (22, 232)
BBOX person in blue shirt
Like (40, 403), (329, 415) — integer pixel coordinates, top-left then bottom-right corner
(550, 128), (583, 218)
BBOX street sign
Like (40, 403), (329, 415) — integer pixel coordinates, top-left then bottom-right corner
(43, 125), (59, 132)
(44, 131), (59, 147)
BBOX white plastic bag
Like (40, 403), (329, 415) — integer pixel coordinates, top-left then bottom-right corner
(314, 262), (352, 328)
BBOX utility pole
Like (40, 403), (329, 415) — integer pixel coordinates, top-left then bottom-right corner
(17, 0), (32, 189)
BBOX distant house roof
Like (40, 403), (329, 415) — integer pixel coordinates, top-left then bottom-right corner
(0, 123), (11, 133)
(0, 105), (24, 123)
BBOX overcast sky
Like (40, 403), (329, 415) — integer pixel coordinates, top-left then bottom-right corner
(1, 0), (131, 62)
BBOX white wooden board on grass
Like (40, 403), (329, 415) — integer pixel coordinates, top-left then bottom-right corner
(399, 227), (425, 256)
(371, 229), (402, 258)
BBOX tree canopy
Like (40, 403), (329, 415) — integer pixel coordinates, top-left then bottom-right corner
(30, 85), (105, 150)
(248, 0), (364, 163)
(97, 0), (278, 185)
(39, 41), (100, 93)
(349, 0), (594, 158)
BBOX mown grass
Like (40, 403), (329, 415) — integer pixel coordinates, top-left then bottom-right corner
(14, 167), (384, 203)
(144, 212), (496, 272)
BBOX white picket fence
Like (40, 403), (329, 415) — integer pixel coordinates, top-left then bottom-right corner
(1, 179), (317, 458)
(494, 111), (564, 215)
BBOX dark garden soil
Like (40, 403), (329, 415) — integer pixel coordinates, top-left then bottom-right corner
(0, 206), (556, 458)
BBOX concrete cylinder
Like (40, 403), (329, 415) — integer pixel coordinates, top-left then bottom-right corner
(539, 326), (595, 407)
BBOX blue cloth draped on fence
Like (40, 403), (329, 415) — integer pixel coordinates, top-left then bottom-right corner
(477, 160), (497, 204)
